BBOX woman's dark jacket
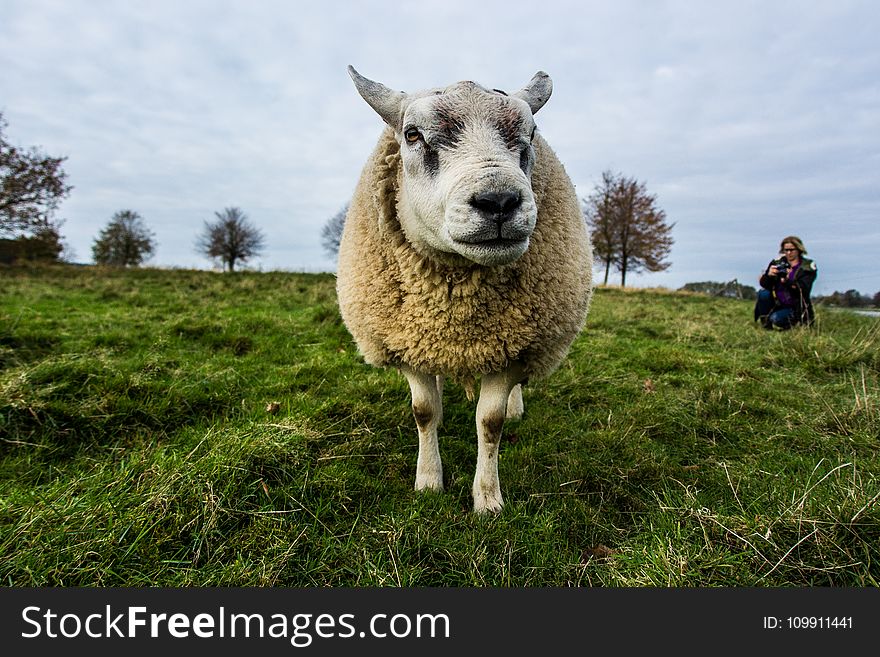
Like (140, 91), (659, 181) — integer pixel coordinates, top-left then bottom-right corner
(759, 257), (817, 325)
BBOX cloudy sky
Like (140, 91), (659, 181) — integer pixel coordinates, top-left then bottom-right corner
(2, 0), (878, 295)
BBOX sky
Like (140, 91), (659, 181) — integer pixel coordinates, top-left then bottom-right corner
(1, 0), (878, 296)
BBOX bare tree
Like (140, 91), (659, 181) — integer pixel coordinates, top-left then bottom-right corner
(196, 207), (265, 272)
(321, 203), (348, 259)
(92, 210), (156, 266)
(584, 170), (674, 287)
(0, 112), (71, 238)
(582, 171), (618, 285)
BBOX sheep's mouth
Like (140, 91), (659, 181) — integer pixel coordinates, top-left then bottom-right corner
(449, 223), (532, 249)
(450, 235), (530, 266)
(453, 235), (528, 249)
(443, 204), (535, 264)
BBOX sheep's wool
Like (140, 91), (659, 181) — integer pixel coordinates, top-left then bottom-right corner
(337, 127), (592, 385)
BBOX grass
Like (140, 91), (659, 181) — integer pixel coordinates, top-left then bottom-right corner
(1, 265), (878, 587)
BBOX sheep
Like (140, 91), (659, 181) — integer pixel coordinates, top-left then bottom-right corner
(337, 66), (593, 513)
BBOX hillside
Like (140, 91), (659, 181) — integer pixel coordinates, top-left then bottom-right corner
(1, 266), (878, 586)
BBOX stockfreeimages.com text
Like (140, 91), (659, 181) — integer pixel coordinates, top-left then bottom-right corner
(21, 605), (451, 647)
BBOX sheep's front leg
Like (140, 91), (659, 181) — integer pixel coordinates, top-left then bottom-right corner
(473, 364), (525, 513)
(401, 366), (444, 492)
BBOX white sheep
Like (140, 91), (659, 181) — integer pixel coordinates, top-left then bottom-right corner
(337, 66), (593, 512)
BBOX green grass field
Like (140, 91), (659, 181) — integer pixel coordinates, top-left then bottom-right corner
(1, 265), (878, 586)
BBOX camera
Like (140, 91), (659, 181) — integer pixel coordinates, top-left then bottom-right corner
(773, 257), (791, 277)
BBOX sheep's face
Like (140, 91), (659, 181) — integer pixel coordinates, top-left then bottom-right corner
(349, 68), (553, 266)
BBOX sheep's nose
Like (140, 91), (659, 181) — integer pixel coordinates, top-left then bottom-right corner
(470, 191), (522, 222)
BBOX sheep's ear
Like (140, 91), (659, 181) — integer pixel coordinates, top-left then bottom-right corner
(348, 65), (407, 128)
(513, 71), (553, 115)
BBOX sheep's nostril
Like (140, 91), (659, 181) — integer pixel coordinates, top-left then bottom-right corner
(470, 191), (522, 221)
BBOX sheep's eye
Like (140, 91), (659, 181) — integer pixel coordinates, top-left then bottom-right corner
(530, 126), (537, 141)
(404, 127), (422, 144)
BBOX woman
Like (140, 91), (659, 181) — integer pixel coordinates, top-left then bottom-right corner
(754, 236), (817, 329)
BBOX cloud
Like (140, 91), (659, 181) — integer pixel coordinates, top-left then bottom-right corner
(1, 0), (878, 292)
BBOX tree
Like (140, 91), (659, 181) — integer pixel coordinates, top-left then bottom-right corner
(0, 220), (70, 264)
(841, 289), (868, 308)
(92, 210), (156, 266)
(19, 221), (67, 262)
(582, 171), (618, 285)
(0, 112), (72, 238)
(196, 207), (265, 272)
(873, 291), (880, 308)
(321, 203), (348, 259)
(583, 170), (674, 287)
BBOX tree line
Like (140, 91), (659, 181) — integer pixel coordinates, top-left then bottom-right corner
(814, 289), (880, 308)
(678, 282), (879, 308)
(4, 110), (676, 281)
(87, 207), (265, 271)
(1, 112), (264, 272)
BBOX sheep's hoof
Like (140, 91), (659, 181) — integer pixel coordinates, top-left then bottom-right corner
(415, 475), (444, 493)
(473, 492), (504, 514)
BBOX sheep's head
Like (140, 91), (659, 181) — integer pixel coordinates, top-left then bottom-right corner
(349, 66), (552, 266)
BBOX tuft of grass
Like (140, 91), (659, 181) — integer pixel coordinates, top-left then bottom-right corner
(1, 265), (878, 586)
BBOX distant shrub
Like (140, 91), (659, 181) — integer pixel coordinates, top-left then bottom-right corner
(679, 280), (757, 300)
